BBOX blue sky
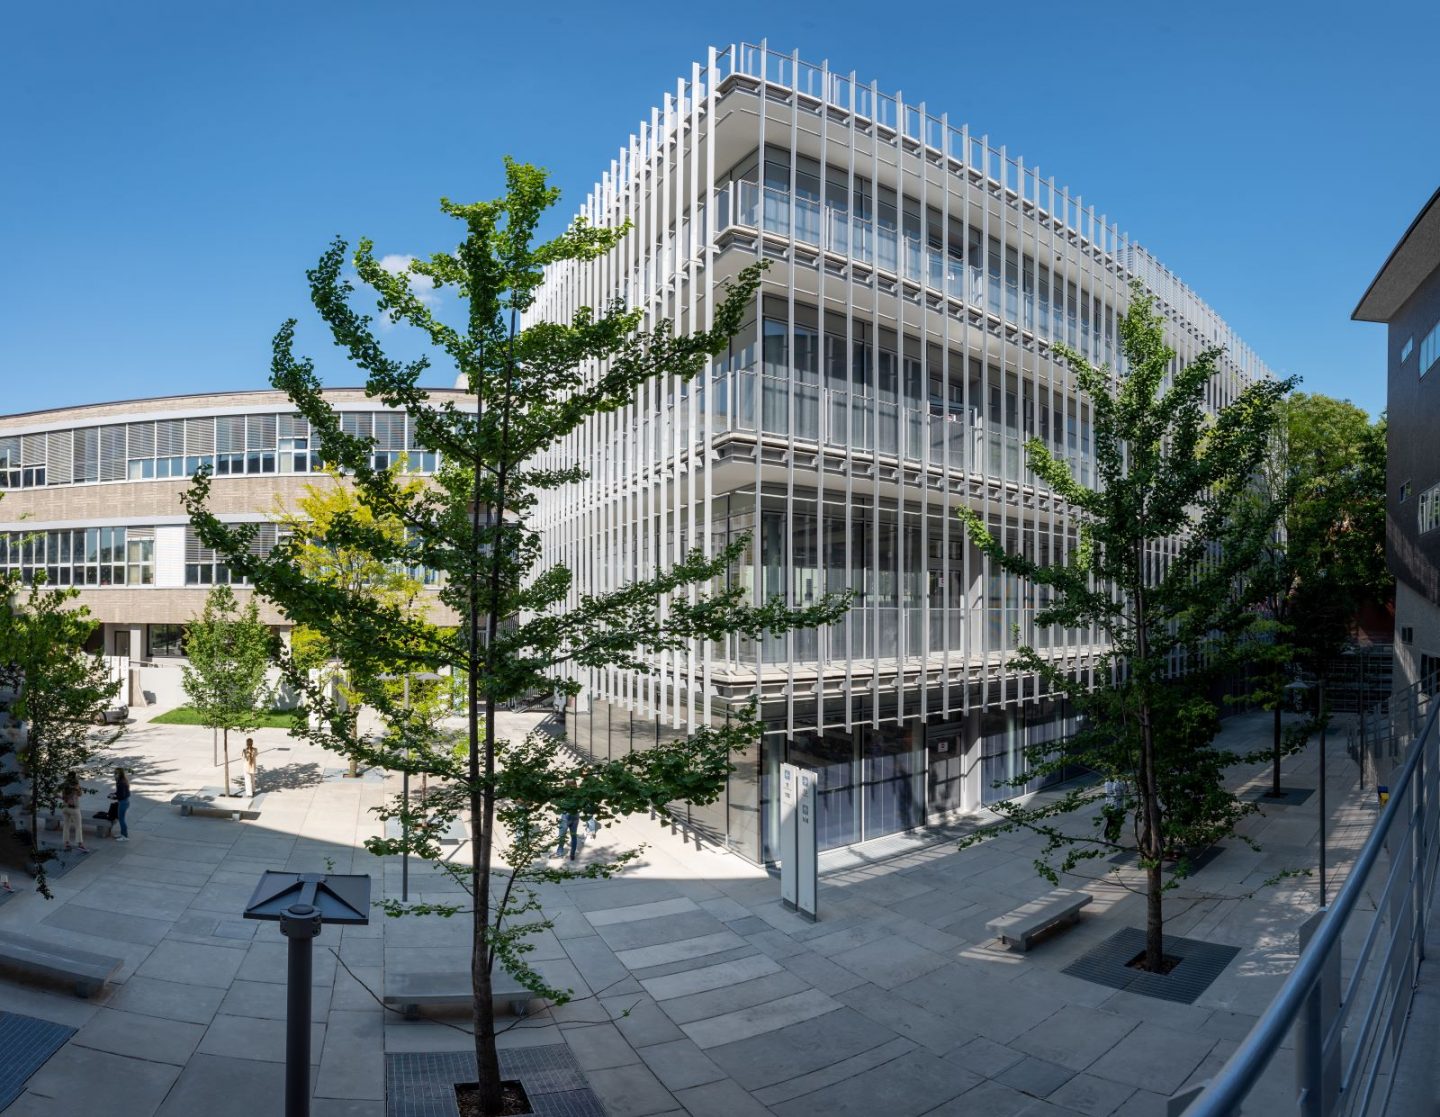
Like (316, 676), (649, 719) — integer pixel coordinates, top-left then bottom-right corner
(3, 0), (1435, 418)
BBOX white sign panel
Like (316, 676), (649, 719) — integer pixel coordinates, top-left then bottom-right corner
(779, 763), (798, 909)
(779, 763), (818, 921)
(795, 767), (818, 920)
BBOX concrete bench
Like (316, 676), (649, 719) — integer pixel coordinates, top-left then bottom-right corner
(384, 970), (533, 1019)
(987, 889), (1093, 952)
(171, 787), (263, 819)
(0, 929), (123, 997)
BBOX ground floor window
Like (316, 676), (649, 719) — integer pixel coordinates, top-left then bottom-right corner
(148, 624), (187, 659)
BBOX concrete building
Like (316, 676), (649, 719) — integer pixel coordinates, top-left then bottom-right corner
(532, 43), (1275, 863)
(0, 387), (464, 705)
(1355, 186), (1440, 702)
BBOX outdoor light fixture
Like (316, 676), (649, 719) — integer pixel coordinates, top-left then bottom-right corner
(243, 871), (371, 1117)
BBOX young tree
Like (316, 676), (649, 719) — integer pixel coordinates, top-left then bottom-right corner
(0, 576), (122, 897)
(273, 469), (436, 776)
(959, 282), (1294, 973)
(181, 585), (275, 797)
(183, 159), (845, 1115)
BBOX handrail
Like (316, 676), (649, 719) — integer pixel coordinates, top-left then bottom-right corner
(1182, 694), (1440, 1115)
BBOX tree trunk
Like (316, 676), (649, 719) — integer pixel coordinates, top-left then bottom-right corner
(1145, 857), (1165, 971)
(1271, 700), (1282, 797)
(222, 728), (232, 796)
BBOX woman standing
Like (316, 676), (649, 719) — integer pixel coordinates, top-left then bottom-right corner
(112, 768), (131, 842)
(61, 772), (87, 853)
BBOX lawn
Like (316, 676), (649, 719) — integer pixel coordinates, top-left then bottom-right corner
(151, 705), (303, 729)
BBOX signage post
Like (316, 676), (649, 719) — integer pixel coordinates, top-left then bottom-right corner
(779, 762), (818, 921)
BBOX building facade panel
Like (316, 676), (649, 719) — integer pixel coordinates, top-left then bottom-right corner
(532, 44), (1274, 862)
(0, 387), (468, 659)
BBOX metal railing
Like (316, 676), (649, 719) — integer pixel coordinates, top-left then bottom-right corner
(1179, 689), (1439, 1116)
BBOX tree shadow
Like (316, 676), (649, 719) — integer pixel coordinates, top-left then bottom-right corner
(255, 763), (325, 793)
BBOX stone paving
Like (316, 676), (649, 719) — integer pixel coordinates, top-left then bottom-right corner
(0, 707), (1380, 1116)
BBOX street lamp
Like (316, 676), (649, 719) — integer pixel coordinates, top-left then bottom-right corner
(1286, 676), (1329, 909)
(378, 671), (442, 903)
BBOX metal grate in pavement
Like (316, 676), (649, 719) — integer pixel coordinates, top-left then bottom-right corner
(387, 1045), (605, 1117)
(1062, 926), (1241, 1004)
(0, 1011), (76, 1109)
(1248, 786), (1315, 807)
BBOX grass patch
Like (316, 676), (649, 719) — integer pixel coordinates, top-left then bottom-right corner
(151, 705), (302, 729)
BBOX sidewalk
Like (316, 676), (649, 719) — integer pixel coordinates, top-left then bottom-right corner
(0, 709), (1377, 1116)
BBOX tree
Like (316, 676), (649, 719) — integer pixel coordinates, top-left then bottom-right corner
(0, 575), (122, 898)
(183, 159), (846, 1115)
(181, 585), (275, 797)
(273, 469), (436, 776)
(1250, 394), (1390, 796)
(958, 281), (1294, 973)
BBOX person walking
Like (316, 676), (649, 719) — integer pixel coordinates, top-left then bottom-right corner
(111, 767), (131, 842)
(61, 772), (87, 853)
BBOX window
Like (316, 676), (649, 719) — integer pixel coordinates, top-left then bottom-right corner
(126, 530), (154, 586)
(0, 526), (139, 586)
(1402, 626), (1414, 645)
(1419, 482), (1440, 535)
(1423, 320), (1440, 378)
(1400, 480), (1413, 503)
(1401, 336), (1414, 363)
(1423, 654), (1440, 699)
(184, 523), (276, 585)
(147, 624), (187, 659)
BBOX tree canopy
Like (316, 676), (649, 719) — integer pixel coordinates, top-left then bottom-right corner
(959, 280), (1294, 972)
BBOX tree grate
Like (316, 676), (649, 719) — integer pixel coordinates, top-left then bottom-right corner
(0, 1011), (76, 1109)
(1061, 926), (1240, 1004)
(387, 1045), (606, 1117)
(1248, 786), (1315, 807)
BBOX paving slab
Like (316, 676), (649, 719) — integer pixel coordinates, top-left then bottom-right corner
(19, 1043), (180, 1117)
(635, 1036), (727, 1092)
(71, 1006), (206, 1066)
(702, 1005), (896, 1090)
(135, 939), (247, 989)
(770, 1045), (982, 1117)
(1047, 1071), (1139, 1116)
(1011, 1004), (1140, 1072)
(679, 986), (840, 1049)
(1085, 1021), (1217, 1095)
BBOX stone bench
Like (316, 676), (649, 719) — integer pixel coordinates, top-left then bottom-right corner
(171, 787), (264, 819)
(987, 888), (1093, 952)
(384, 970), (533, 1019)
(0, 929), (123, 997)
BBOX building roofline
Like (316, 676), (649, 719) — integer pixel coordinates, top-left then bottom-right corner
(1353, 185), (1440, 322)
(0, 384), (472, 424)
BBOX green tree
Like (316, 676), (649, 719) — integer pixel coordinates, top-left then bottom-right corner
(959, 282), (1294, 972)
(1, 576), (122, 898)
(181, 585), (275, 797)
(183, 159), (846, 1115)
(1251, 394), (1390, 796)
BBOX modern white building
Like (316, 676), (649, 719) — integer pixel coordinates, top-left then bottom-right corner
(532, 43), (1275, 864)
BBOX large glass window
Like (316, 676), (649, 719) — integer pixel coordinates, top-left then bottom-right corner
(1422, 321), (1440, 378)
(147, 624), (187, 659)
(0, 526), (136, 586)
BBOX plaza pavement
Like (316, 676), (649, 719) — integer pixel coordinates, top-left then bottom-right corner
(0, 707), (1378, 1116)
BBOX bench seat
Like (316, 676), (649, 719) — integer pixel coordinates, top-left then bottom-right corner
(171, 787), (263, 819)
(384, 970), (533, 1019)
(0, 929), (123, 997)
(987, 889), (1093, 952)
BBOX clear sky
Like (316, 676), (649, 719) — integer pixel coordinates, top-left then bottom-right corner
(4, 0), (1436, 418)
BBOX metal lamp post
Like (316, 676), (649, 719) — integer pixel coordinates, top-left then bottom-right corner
(377, 671), (441, 903)
(243, 872), (370, 1117)
(1286, 677), (1328, 909)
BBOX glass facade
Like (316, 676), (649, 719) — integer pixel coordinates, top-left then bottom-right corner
(0, 408), (439, 490)
(0, 526), (148, 586)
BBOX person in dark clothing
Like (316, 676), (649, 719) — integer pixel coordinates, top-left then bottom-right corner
(112, 767), (131, 841)
(555, 779), (581, 860)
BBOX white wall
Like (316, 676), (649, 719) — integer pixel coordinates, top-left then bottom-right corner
(154, 525), (185, 588)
